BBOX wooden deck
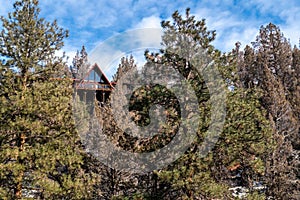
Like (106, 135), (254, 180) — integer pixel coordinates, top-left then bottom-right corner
(74, 80), (113, 91)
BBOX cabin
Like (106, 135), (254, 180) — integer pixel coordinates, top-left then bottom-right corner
(73, 63), (114, 104)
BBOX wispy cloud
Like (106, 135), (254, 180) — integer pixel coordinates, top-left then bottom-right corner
(88, 28), (163, 79)
(0, 1), (14, 20)
(246, 0), (300, 46)
(1, 0), (299, 77)
(134, 16), (162, 29)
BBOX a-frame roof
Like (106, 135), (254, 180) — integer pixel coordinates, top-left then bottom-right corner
(75, 63), (113, 91)
(83, 63), (112, 85)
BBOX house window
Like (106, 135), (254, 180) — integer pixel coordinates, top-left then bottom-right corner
(86, 69), (101, 82)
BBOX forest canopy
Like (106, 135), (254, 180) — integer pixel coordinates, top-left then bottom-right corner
(0, 1), (299, 199)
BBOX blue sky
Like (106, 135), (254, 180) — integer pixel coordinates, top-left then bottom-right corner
(1, 0), (300, 79)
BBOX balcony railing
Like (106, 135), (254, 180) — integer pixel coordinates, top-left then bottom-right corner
(74, 80), (113, 91)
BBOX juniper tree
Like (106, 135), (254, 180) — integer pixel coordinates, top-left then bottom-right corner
(0, 0), (95, 199)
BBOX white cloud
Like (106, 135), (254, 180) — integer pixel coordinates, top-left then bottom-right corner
(192, 7), (255, 51)
(55, 49), (77, 66)
(134, 16), (162, 29)
(245, 0), (300, 46)
(88, 28), (163, 79)
(85, 14), (164, 79)
(191, 1), (300, 51)
(0, 1), (14, 16)
(278, 8), (300, 47)
(39, 0), (136, 29)
(247, 0), (286, 14)
(219, 28), (259, 51)
(2, 0), (299, 71)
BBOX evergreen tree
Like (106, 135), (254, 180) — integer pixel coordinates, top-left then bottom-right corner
(112, 55), (137, 82)
(71, 45), (90, 79)
(240, 23), (299, 199)
(0, 0), (94, 198)
(145, 8), (273, 199)
(291, 46), (300, 132)
(211, 47), (273, 196)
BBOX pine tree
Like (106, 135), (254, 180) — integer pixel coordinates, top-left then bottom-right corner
(291, 46), (300, 130)
(210, 47), (274, 197)
(71, 45), (90, 79)
(0, 0), (94, 198)
(148, 8), (273, 199)
(84, 9), (283, 199)
(70, 55), (136, 199)
(112, 55), (137, 82)
(240, 23), (299, 199)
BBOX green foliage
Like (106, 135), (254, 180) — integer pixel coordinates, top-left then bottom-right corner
(238, 23), (299, 199)
(113, 55), (137, 82)
(0, 0), (95, 199)
(71, 46), (90, 79)
(146, 8), (273, 199)
(212, 88), (273, 187)
(1, 2), (298, 199)
(245, 191), (266, 200)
